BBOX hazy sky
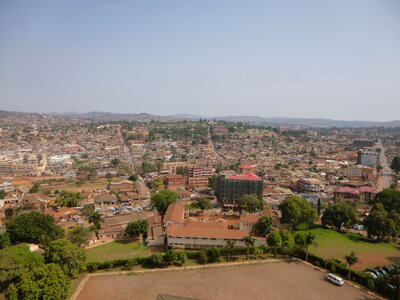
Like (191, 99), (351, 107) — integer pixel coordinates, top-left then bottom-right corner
(1, 1), (399, 121)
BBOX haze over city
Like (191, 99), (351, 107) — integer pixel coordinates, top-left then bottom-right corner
(1, 0), (400, 121)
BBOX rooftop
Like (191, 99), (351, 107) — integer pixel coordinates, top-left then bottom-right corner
(225, 173), (262, 181)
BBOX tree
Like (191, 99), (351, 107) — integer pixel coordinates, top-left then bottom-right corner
(344, 251), (359, 280)
(280, 195), (318, 229)
(0, 190), (5, 199)
(6, 263), (70, 300)
(151, 189), (177, 215)
(239, 194), (264, 213)
(267, 231), (282, 257)
(252, 216), (273, 237)
(364, 203), (397, 241)
(56, 191), (83, 207)
(0, 232), (10, 249)
(391, 156), (400, 174)
(44, 239), (86, 277)
(279, 230), (294, 248)
(0, 244), (44, 289)
(194, 198), (212, 211)
(6, 211), (64, 245)
(66, 226), (91, 247)
(321, 202), (359, 232)
(374, 189), (400, 213)
(243, 236), (255, 260)
(125, 220), (148, 244)
(82, 207), (103, 239)
(304, 232), (317, 262)
(225, 240), (236, 261)
(28, 182), (40, 194)
(128, 174), (138, 182)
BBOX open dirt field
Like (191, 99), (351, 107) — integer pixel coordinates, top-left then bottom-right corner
(75, 261), (377, 300)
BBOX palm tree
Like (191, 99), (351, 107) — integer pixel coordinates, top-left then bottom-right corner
(225, 240), (236, 261)
(344, 251), (359, 280)
(304, 232), (317, 262)
(243, 236), (255, 260)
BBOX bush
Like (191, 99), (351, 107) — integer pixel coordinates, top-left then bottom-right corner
(197, 250), (208, 264)
(146, 254), (164, 268)
(207, 248), (220, 263)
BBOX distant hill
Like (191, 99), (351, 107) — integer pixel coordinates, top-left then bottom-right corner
(1, 110), (399, 128)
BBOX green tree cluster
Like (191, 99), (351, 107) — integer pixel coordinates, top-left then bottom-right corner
(44, 239), (86, 277)
(251, 216), (273, 237)
(6, 263), (70, 300)
(280, 195), (318, 229)
(321, 201), (359, 232)
(239, 194), (264, 213)
(56, 190), (83, 207)
(6, 211), (64, 245)
(150, 189), (177, 215)
(0, 244), (44, 289)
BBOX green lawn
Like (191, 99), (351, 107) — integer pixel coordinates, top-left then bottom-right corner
(86, 240), (150, 262)
(304, 228), (400, 270)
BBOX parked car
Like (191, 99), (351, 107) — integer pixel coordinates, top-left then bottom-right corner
(326, 273), (344, 286)
(353, 224), (364, 230)
(365, 271), (377, 279)
(383, 265), (395, 273)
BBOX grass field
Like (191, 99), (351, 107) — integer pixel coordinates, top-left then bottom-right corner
(305, 228), (400, 270)
(86, 240), (150, 262)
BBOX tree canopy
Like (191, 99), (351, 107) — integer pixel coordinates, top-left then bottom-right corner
(66, 226), (91, 247)
(374, 189), (400, 213)
(280, 195), (318, 229)
(6, 263), (71, 300)
(151, 189), (177, 215)
(321, 201), (359, 232)
(56, 190), (83, 207)
(252, 216), (273, 237)
(44, 239), (86, 277)
(194, 198), (213, 211)
(0, 244), (44, 289)
(364, 203), (398, 241)
(6, 211), (64, 245)
(239, 194), (264, 213)
(125, 220), (148, 243)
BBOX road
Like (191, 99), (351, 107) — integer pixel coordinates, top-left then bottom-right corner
(116, 124), (150, 203)
(376, 140), (393, 191)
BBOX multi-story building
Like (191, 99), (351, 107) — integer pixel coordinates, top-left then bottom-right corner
(163, 175), (186, 187)
(298, 178), (324, 193)
(188, 176), (209, 188)
(187, 167), (213, 177)
(357, 150), (379, 168)
(216, 173), (263, 209)
(347, 164), (363, 177)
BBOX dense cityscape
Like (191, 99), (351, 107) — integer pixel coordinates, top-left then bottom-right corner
(0, 111), (399, 299)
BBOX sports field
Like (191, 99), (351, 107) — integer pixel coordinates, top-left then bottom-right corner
(74, 261), (376, 300)
(306, 228), (400, 270)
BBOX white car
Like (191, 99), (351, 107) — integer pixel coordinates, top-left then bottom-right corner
(326, 273), (344, 286)
(353, 224), (364, 230)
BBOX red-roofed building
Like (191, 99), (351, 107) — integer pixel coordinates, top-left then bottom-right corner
(334, 186), (377, 203)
